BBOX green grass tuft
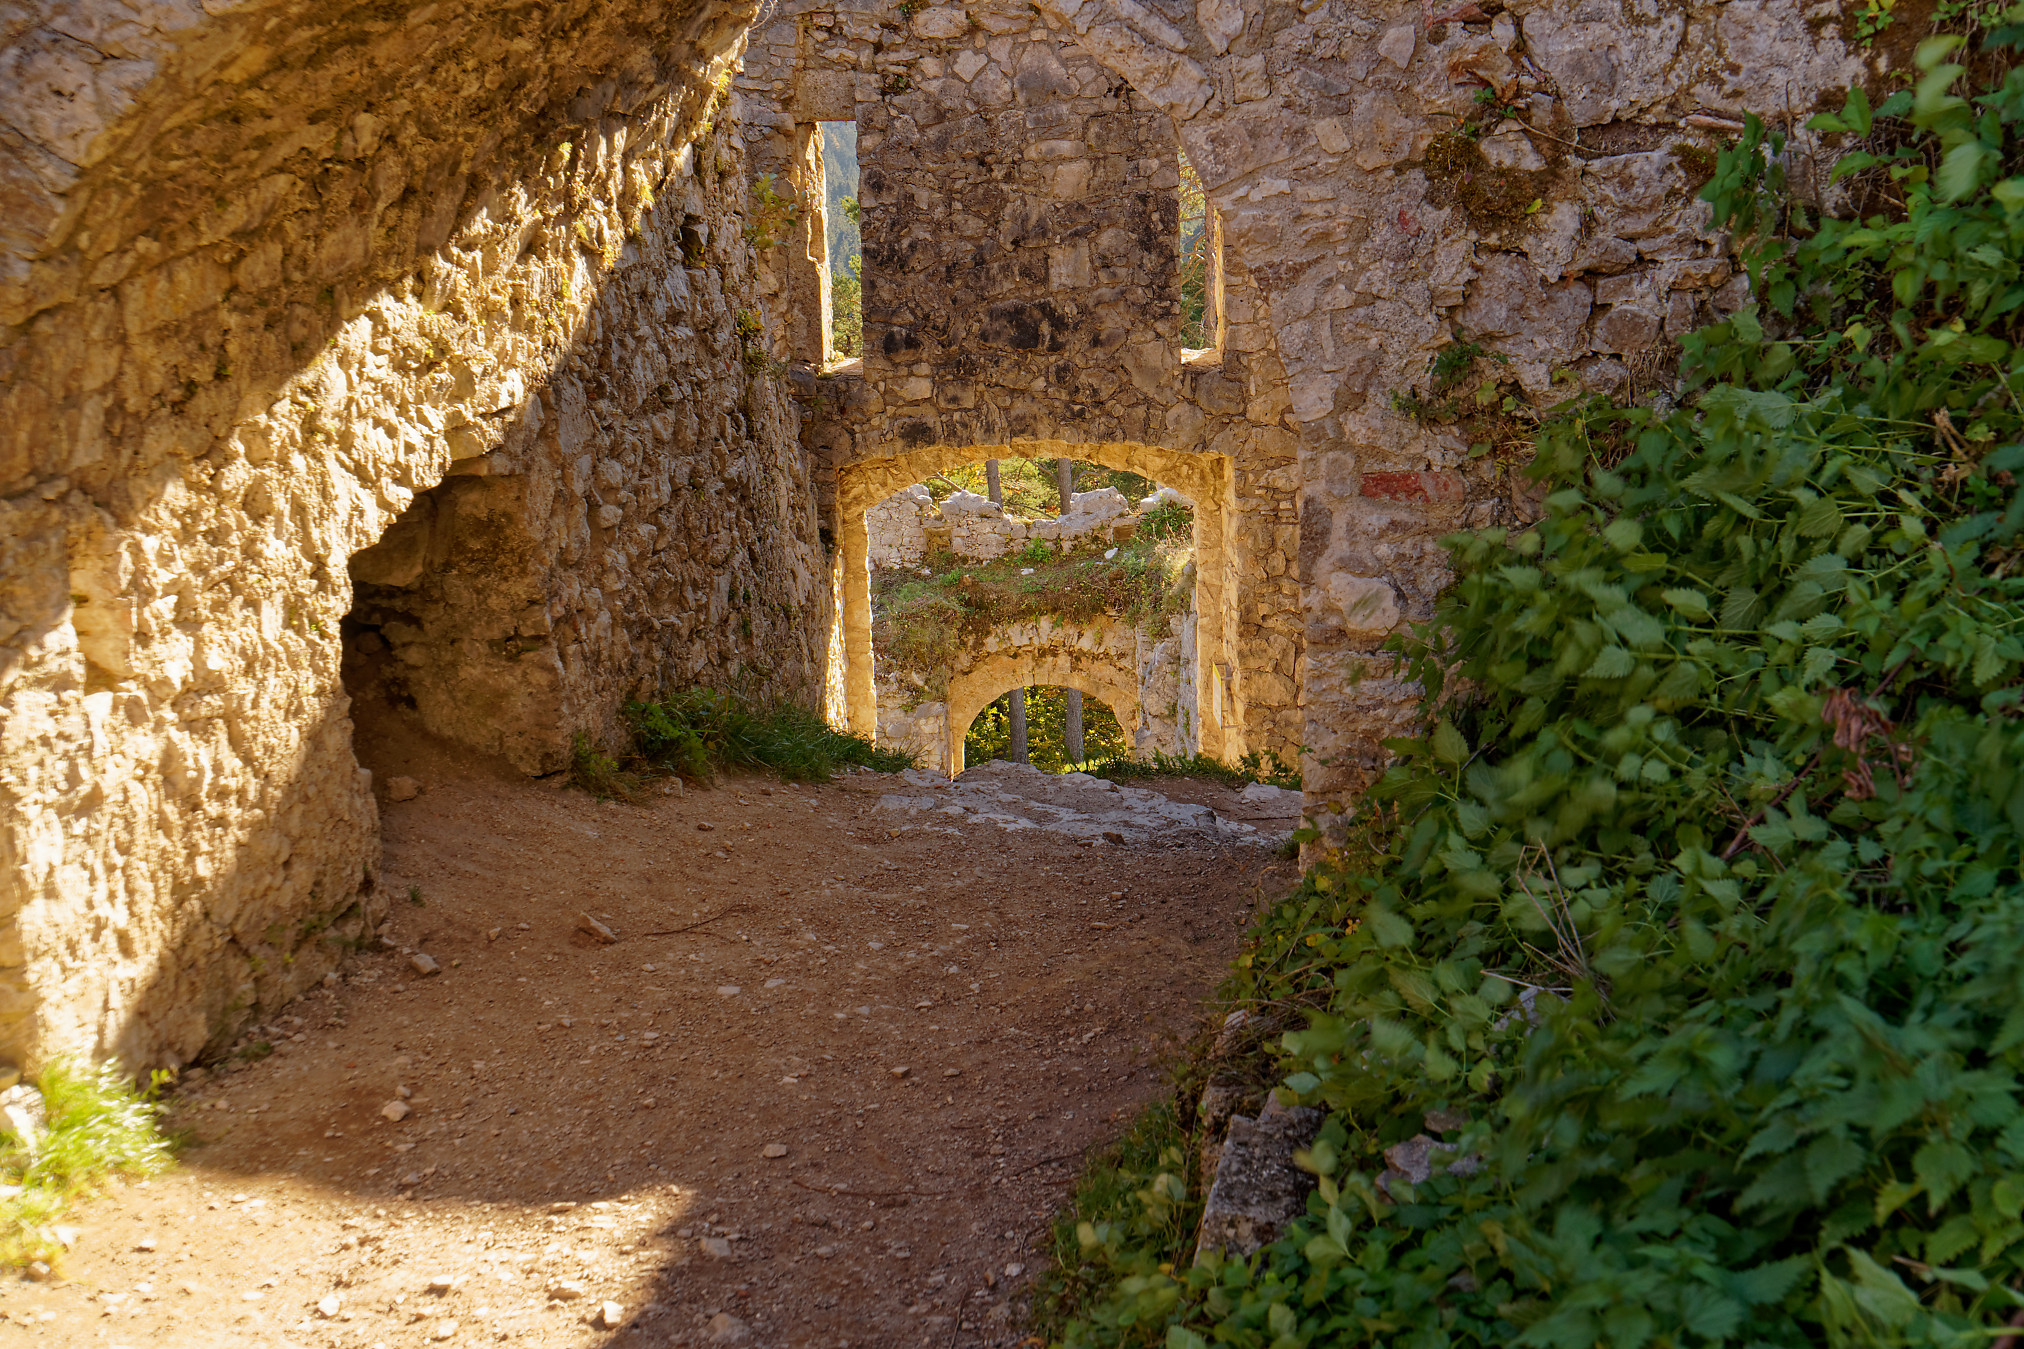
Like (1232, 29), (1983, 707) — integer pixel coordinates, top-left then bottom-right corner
(567, 731), (648, 803)
(0, 1058), (174, 1267)
(627, 689), (915, 784)
(1092, 748), (1302, 792)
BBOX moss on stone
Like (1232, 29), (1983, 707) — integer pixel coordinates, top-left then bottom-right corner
(1422, 132), (1551, 230)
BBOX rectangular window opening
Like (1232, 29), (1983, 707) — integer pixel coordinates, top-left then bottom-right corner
(819, 120), (862, 365)
(1178, 147), (1222, 361)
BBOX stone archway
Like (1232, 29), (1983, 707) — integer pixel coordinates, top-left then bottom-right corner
(945, 659), (1142, 780)
(837, 438), (1238, 764)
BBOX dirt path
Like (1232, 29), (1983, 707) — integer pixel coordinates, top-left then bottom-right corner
(0, 747), (1292, 1347)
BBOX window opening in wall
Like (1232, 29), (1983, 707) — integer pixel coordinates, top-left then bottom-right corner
(819, 120), (862, 362)
(1178, 148), (1220, 355)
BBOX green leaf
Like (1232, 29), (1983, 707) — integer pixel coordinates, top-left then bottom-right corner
(1584, 646), (1636, 679)
(1603, 518), (1643, 552)
(1662, 588), (1711, 620)
(1939, 140), (1994, 201)
(1366, 906), (1413, 948)
(1914, 1138), (1977, 1212)
(1432, 719), (1469, 764)
(1806, 1132), (1867, 1203)
(1732, 1256), (1808, 1305)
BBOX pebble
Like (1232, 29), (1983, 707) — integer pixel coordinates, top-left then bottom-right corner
(387, 776), (421, 802)
(316, 1294), (342, 1318)
(549, 1279), (586, 1302)
(24, 1261), (49, 1282)
(761, 1143), (788, 1159)
(426, 1274), (456, 1294)
(696, 822), (716, 832)
(409, 953), (441, 976)
(576, 913), (618, 944)
(486, 928), (502, 942)
(381, 1100), (412, 1123)
(595, 1300), (625, 1329)
(1004, 1262), (1025, 1277)
(888, 1066), (910, 1080)
(135, 1236), (156, 1252)
(701, 1236), (732, 1259)
(429, 1320), (458, 1341)
(706, 1311), (750, 1343)
(716, 985), (740, 996)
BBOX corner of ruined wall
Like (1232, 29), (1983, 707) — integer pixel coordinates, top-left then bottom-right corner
(0, 0), (838, 1072)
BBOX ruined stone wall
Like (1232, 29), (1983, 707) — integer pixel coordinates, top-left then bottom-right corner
(1029, 0), (1876, 839)
(739, 0), (1306, 768)
(0, 0), (833, 1070)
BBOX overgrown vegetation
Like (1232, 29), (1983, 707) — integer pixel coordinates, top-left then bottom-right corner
(1, 1059), (173, 1267)
(1095, 748), (1302, 792)
(1180, 150), (1214, 348)
(873, 528), (1194, 701)
(566, 692), (911, 801)
(1046, 38), (2024, 1349)
(627, 689), (912, 783)
(741, 172), (800, 250)
(966, 685), (1132, 771)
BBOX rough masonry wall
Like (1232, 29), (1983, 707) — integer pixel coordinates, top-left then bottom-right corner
(1032, 0), (1875, 838)
(0, 0), (831, 1070)
(740, 0), (1306, 768)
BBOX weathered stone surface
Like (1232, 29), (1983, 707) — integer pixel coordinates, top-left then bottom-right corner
(1196, 1093), (1321, 1260)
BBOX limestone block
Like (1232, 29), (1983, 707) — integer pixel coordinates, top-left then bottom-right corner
(1320, 573), (1401, 638)
(912, 8), (971, 40)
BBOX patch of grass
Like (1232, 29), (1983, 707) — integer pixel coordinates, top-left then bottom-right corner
(1032, 1038), (1222, 1346)
(567, 731), (647, 803)
(1093, 748), (1302, 792)
(627, 689), (914, 784)
(0, 1059), (174, 1268)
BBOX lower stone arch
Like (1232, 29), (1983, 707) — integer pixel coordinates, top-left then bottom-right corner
(837, 437), (1238, 763)
(946, 663), (1141, 778)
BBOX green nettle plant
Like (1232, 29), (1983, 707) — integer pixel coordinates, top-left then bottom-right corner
(1052, 35), (2024, 1349)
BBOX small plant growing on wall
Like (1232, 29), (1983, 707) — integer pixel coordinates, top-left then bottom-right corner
(742, 173), (800, 250)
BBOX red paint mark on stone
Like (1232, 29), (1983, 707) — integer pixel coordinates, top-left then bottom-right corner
(1359, 471), (1466, 503)
(1396, 209), (1421, 237)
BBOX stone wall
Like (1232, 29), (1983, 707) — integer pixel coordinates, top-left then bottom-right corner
(739, 0), (1305, 772)
(879, 605), (1195, 776)
(0, 0), (833, 1070)
(867, 481), (1144, 566)
(1021, 0), (1876, 841)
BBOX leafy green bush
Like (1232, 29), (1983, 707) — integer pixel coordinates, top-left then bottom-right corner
(1, 1059), (173, 1266)
(1052, 43), (2024, 1349)
(626, 689), (913, 783)
(568, 731), (646, 803)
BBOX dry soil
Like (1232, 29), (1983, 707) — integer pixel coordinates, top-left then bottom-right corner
(0, 742), (1294, 1348)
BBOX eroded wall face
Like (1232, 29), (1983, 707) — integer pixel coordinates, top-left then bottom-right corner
(1028, 0), (1877, 839)
(0, 0), (832, 1069)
